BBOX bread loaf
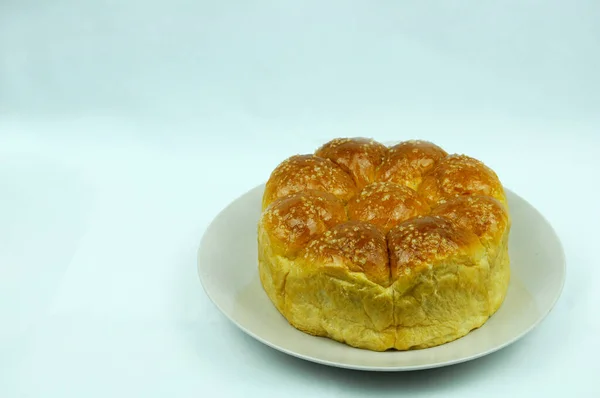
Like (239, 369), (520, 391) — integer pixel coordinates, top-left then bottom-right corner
(258, 138), (510, 351)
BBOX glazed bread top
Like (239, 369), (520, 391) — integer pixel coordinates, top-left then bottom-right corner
(260, 138), (508, 287)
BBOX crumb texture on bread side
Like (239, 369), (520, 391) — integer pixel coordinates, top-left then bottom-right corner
(257, 138), (511, 351)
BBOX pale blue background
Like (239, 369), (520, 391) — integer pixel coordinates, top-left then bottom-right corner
(1, 1), (599, 397)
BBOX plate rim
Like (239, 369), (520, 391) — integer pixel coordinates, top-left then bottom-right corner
(197, 183), (567, 371)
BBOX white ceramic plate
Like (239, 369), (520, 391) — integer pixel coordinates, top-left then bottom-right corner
(198, 183), (566, 371)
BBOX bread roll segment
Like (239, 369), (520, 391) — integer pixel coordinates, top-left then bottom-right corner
(348, 182), (430, 233)
(418, 154), (508, 206)
(258, 138), (511, 351)
(388, 216), (490, 350)
(377, 140), (448, 190)
(315, 137), (388, 189)
(262, 155), (358, 210)
(430, 195), (511, 314)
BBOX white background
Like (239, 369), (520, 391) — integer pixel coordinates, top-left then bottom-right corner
(1, 1), (599, 396)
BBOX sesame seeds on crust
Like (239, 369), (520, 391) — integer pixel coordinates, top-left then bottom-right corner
(377, 140), (448, 190)
(302, 220), (390, 286)
(260, 138), (509, 286)
(347, 181), (430, 232)
(261, 190), (347, 256)
(418, 154), (507, 206)
(387, 215), (483, 279)
(430, 194), (509, 243)
(262, 154), (358, 210)
(315, 137), (389, 189)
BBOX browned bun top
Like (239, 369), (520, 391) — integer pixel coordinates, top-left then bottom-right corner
(418, 154), (506, 206)
(347, 182), (430, 232)
(387, 216), (484, 280)
(315, 138), (389, 189)
(262, 155), (358, 210)
(260, 190), (347, 256)
(302, 221), (390, 286)
(430, 195), (509, 247)
(260, 138), (509, 287)
(377, 140), (448, 190)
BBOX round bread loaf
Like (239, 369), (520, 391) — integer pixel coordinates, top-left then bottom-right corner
(258, 138), (510, 351)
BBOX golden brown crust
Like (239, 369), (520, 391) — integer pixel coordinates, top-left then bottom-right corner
(430, 195), (509, 246)
(418, 154), (507, 206)
(260, 190), (347, 257)
(257, 138), (511, 351)
(262, 155), (358, 210)
(302, 221), (390, 286)
(430, 195), (511, 315)
(387, 216), (484, 280)
(315, 137), (388, 189)
(377, 140), (448, 190)
(347, 182), (430, 232)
